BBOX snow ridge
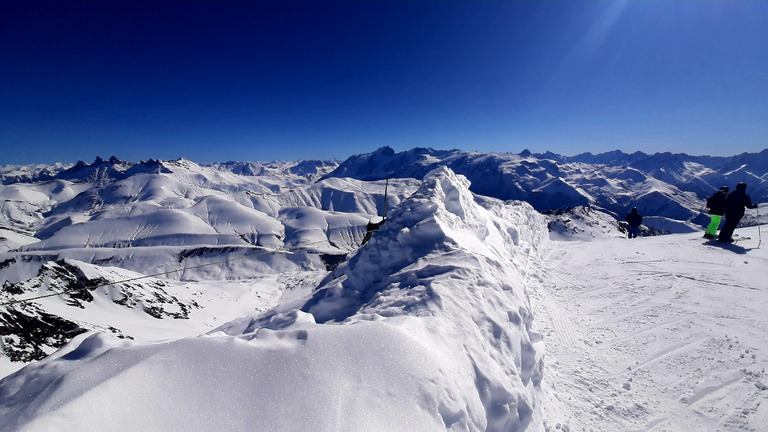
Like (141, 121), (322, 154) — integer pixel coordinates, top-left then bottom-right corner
(306, 166), (549, 428)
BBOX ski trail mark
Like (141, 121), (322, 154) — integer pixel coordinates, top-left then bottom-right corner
(590, 306), (653, 327)
(616, 336), (708, 377)
(549, 308), (578, 348)
(685, 372), (744, 408)
(601, 318), (686, 348)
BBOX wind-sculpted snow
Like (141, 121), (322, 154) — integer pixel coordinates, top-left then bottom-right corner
(0, 167), (549, 431)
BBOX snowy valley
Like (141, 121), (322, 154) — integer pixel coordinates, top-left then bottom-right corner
(0, 148), (767, 431)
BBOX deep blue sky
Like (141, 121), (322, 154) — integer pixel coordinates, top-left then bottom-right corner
(2, 1), (767, 165)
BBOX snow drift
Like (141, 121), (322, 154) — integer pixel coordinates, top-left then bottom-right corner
(0, 167), (549, 431)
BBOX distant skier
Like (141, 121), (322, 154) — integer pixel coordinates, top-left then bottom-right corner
(625, 207), (643, 239)
(717, 182), (758, 242)
(703, 186), (728, 239)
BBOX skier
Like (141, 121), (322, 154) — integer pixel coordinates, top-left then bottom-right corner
(625, 207), (643, 239)
(703, 186), (728, 239)
(717, 182), (758, 242)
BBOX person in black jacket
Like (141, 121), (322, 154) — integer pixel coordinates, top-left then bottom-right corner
(717, 182), (758, 242)
(625, 207), (643, 239)
(703, 186), (728, 239)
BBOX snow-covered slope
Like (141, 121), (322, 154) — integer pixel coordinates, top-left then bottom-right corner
(0, 255), (327, 376)
(532, 223), (768, 431)
(0, 158), (419, 276)
(206, 159), (338, 182)
(0, 228), (37, 251)
(0, 167), (550, 431)
(0, 157), (421, 378)
(544, 206), (626, 241)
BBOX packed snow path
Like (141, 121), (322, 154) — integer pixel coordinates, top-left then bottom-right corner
(532, 226), (768, 432)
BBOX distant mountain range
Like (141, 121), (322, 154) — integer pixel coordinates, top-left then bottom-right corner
(2, 147), (766, 230)
(322, 147), (768, 225)
(0, 157), (337, 185)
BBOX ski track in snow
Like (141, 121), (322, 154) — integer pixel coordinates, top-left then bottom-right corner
(531, 225), (768, 432)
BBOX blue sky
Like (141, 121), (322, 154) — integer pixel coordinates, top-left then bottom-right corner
(1, 1), (767, 165)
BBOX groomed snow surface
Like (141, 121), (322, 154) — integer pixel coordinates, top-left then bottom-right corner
(533, 224), (768, 432)
(1, 167), (767, 431)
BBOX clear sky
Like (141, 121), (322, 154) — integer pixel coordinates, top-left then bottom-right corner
(1, 1), (767, 165)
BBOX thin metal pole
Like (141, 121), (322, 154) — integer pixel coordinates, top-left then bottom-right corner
(382, 177), (389, 220)
(758, 205), (762, 249)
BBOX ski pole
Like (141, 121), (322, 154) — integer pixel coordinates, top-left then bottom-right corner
(758, 205), (762, 249)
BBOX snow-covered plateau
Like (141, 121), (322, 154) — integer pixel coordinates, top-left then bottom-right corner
(0, 151), (767, 431)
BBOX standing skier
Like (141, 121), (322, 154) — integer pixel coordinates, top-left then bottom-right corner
(717, 182), (758, 242)
(625, 207), (643, 239)
(704, 186), (728, 239)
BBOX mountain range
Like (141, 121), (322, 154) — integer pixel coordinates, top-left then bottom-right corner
(4, 147), (765, 231)
(324, 147), (768, 226)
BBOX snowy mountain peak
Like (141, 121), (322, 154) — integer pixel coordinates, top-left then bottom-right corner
(374, 145), (396, 157)
(303, 167), (491, 323)
(55, 156), (136, 183)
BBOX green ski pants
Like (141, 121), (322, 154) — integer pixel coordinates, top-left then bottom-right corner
(706, 214), (722, 236)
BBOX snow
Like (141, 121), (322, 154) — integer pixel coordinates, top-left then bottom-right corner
(0, 228), (37, 251)
(544, 206), (626, 241)
(278, 206), (371, 253)
(641, 215), (701, 233)
(0, 156), (766, 431)
(322, 146), (768, 224)
(0, 167), (549, 431)
(532, 225), (768, 431)
(0, 326), (452, 432)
